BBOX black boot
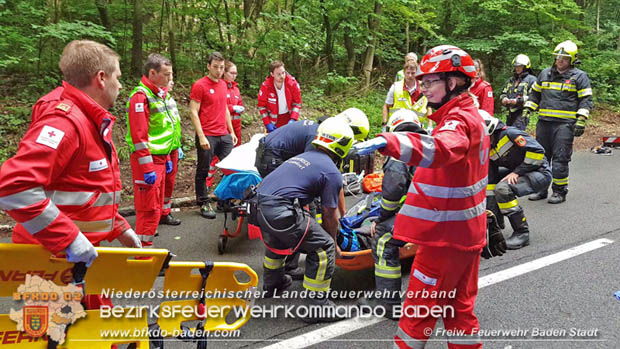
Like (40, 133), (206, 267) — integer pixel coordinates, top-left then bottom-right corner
(263, 274), (292, 298)
(528, 189), (548, 201)
(505, 210), (529, 250)
(548, 186), (567, 204)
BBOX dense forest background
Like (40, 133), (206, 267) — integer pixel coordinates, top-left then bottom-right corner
(0, 0), (619, 161)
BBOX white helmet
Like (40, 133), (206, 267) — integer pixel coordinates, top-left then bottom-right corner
(512, 54), (531, 69)
(387, 109), (421, 132)
(479, 109), (499, 135)
(334, 108), (370, 141)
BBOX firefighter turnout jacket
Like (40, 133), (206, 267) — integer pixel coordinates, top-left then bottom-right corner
(524, 66), (593, 122)
(0, 82), (130, 253)
(488, 126), (549, 184)
(378, 158), (414, 223)
(499, 72), (537, 114)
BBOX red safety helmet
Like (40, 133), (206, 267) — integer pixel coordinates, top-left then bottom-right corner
(416, 45), (477, 80)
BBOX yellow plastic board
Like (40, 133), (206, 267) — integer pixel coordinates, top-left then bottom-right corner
(0, 243), (168, 297)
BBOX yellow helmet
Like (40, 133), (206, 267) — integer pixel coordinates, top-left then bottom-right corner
(512, 54), (531, 69)
(334, 108), (370, 141)
(311, 117), (354, 158)
(387, 109), (421, 132)
(553, 40), (578, 65)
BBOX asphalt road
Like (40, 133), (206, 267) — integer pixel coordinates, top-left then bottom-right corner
(2, 150), (620, 348)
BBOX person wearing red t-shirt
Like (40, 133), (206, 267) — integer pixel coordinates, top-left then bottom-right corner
(470, 58), (495, 116)
(257, 60), (302, 131)
(189, 52), (237, 219)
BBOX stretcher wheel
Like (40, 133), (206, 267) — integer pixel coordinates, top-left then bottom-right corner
(218, 236), (228, 254)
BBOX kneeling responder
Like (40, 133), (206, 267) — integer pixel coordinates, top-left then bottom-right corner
(256, 117), (354, 323)
(483, 112), (552, 250)
(359, 109), (424, 320)
(255, 110), (370, 279)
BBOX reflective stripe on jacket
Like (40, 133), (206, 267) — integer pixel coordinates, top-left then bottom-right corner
(378, 93), (490, 251)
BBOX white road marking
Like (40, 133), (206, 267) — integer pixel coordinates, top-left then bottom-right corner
(261, 238), (614, 349)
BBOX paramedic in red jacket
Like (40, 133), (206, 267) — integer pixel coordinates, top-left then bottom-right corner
(0, 40), (141, 267)
(470, 58), (495, 116)
(257, 60), (302, 131)
(224, 60), (245, 146)
(377, 46), (489, 349)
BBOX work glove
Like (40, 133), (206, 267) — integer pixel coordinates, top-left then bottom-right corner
(574, 117), (586, 137)
(481, 211), (507, 259)
(166, 160), (173, 174)
(266, 123), (276, 133)
(144, 171), (157, 185)
(178, 147), (184, 160)
(352, 137), (387, 156)
(117, 228), (142, 248)
(288, 119), (296, 124)
(65, 232), (98, 267)
(232, 105), (245, 114)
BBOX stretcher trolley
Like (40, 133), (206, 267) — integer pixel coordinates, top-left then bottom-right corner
(212, 133), (265, 255)
(213, 171), (261, 254)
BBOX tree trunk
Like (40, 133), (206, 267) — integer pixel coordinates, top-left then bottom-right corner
(94, 0), (112, 32)
(167, 0), (176, 69)
(405, 22), (410, 53)
(158, 0), (165, 51)
(321, 0), (335, 73)
(344, 32), (355, 77)
(362, 1), (382, 90)
(596, 0), (600, 34)
(223, 0), (233, 52)
(130, 0), (143, 78)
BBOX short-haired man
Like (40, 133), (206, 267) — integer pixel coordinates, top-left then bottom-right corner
(0, 40), (141, 267)
(125, 53), (182, 247)
(189, 52), (237, 219)
(257, 60), (302, 132)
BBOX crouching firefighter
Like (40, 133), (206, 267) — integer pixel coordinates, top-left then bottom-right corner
(483, 112), (552, 250)
(254, 117), (354, 323)
(359, 109), (423, 320)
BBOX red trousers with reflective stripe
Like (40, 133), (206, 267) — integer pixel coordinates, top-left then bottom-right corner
(162, 149), (178, 218)
(395, 245), (481, 349)
(131, 153), (167, 246)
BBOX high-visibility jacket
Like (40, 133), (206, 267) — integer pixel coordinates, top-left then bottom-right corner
(389, 80), (430, 128)
(378, 93), (490, 252)
(257, 74), (302, 126)
(524, 66), (593, 122)
(125, 77), (181, 157)
(0, 81), (130, 253)
(499, 72), (537, 114)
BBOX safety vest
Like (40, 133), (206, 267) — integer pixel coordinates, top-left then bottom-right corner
(389, 80), (431, 130)
(125, 82), (182, 154)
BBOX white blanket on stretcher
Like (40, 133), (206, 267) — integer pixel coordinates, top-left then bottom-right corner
(216, 133), (264, 173)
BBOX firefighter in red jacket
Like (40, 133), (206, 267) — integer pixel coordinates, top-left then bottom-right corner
(0, 40), (141, 267)
(357, 45), (504, 348)
(257, 60), (302, 132)
(470, 58), (495, 116)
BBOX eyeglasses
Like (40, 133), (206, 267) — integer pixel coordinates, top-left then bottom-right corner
(421, 79), (443, 89)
